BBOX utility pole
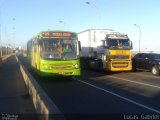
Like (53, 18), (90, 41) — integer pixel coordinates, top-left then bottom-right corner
(134, 24), (141, 53)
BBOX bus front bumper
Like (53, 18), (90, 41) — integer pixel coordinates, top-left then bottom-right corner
(39, 69), (80, 77)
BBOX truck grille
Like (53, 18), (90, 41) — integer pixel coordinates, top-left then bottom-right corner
(110, 55), (129, 59)
(112, 62), (129, 68)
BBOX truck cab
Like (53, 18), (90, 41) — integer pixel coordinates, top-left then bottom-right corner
(78, 29), (133, 72)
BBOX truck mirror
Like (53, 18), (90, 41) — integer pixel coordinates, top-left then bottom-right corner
(78, 41), (81, 51)
(101, 40), (106, 47)
(131, 41), (133, 49)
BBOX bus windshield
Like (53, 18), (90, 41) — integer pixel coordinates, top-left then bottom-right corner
(107, 39), (132, 49)
(40, 38), (79, 60)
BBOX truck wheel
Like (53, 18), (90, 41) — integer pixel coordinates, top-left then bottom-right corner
(97, 60), (103, 71)
(151, 65), (160, 76)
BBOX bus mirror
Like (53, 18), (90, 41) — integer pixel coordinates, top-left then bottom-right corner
(78, 41), (81, 51)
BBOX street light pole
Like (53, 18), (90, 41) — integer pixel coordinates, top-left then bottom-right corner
(58, 20), (70, 31)
(5, 18), (15, 55)
(0, 3), (2, 57)
(85, 1), (102, 27)
(0, 0), (6, 57)
(134, 24), (141, 53)
(0, 21), (2, 57)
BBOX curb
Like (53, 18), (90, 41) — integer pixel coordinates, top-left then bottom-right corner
(16, 56), (65, 120)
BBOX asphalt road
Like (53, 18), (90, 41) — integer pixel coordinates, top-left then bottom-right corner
(19, 56), (160, 120)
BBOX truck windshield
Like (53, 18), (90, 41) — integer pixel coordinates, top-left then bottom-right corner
(40, 38), (79, 60)
(107, 39), (132, 49)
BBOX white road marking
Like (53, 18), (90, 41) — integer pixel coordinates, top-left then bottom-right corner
(73, 77), (160, 114)
(107, 75), (160, 89)
(127, 72), (160, 79)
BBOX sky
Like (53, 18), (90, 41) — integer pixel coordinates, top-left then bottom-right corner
(0, 0), (160, 51)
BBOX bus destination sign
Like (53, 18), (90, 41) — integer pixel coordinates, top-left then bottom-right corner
(42, 32), (71, 37)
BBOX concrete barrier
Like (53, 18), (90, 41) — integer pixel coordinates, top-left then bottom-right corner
(16, 56), (65, 120)
(0, 54), (13, 67)
(1, 54), (13, 61)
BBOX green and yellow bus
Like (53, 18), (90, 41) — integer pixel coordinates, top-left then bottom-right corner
(27, 31), (81, 77)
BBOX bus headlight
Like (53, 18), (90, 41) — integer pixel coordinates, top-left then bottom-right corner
(43, 64), (50, 69)
(74, 64), (79, 69)
(43, 65), (49, 69)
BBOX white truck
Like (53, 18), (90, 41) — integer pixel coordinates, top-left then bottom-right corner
(78, 29), (133, 71)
